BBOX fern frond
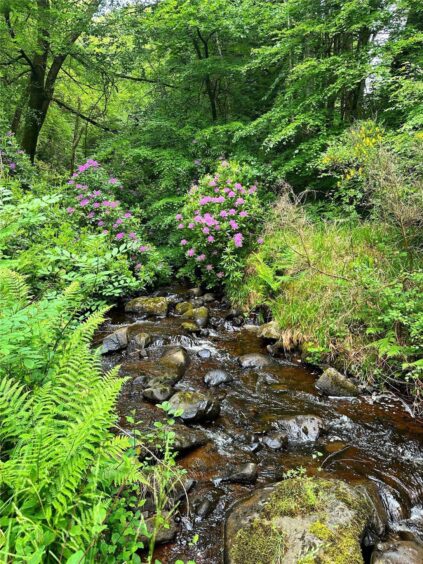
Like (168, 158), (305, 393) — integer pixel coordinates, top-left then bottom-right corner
(0, 269), (29, 312)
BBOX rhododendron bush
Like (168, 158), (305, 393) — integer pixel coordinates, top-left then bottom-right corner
(178, 161), (264, 286)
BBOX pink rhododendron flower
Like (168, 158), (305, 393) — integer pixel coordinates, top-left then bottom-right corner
(98, 220), (104, 226)
(228, 191), (236, 198)
(187, 248), (195, 257)
(177, 223), (184, 229)
(229, 220), (239, 230)
(124, 212), (132, 218)
(176, 213), (183, 220)
(209, 180), (216, 187)
(206, 264), (213, 271)
(207, 235), (215, 242)
(67, 180), (75, 185)
(217, 271), (225, 278)
(203, 227), (210, 234)
(228, 209), (236, 215)
(214, 187), (220, 193)
(234, 232), (244, 248)
(109, 177), (118, 184)
(93, 202), (100, 208)
(257, 237), (264, 244)
(139, 245), (148, 252)
(220, 210), (228, 218)
(102, 230), (109, 234)
(180, 239), (188, 245)
(128, 232), (137, 240)
(234, 182), (242, 190)
(87, 212), (95, 219)
(188, 222), (195, 229)
(66, 207), (75, 214)
(194, 215), (203, 223)
(116, 218), (123, 225)
(80, 198), (90, 206)
(235, 198), (245, 206)
(239, 211), (248, 217)
(196, 253), (206, 262)
(249, 185), (257, 194)
(116, 232), (125, 240)
(135, 263), (142, 270)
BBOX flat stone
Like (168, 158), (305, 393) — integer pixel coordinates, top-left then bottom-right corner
(169, 391), (220, 423)
(173, 425), (209, 452)
(204, 369), (233, 387)
(238, 353), (273, 369)
(316, 367), (359, 397)
(125, 297), (169, 317)
(101, 327), (128, 353)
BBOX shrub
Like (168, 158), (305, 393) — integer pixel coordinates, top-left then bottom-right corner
(177, 160), (264, 287)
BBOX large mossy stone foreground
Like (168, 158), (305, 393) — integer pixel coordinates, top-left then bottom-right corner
(225, 477), (386, 564)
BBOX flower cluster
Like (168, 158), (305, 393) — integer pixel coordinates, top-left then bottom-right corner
(66, 161), (151, 273)
(0, 130), (33, 182)
(177, 160), (263, 283)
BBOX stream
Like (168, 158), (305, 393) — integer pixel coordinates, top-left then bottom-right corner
(98, 286), (423, 563)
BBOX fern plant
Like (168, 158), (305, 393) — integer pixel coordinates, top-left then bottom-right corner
(0, 270), (142, 562)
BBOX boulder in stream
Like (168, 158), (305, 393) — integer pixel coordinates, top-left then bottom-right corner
(140, 511), (178, 545)
(101, 327), (128, 353)
(193, 306), (209, 328)
(175, 301), (193, 315)
(158, 346), (189, 376)
(142, 384), (174, 403)
(276, 415), (323, 444)
(173, 425), (209, 453)
(257, 320), (280, 341)
(221, 462), (258, 485)
(168, 391), (220, 423)
(316, 367), (359, 397)
(181, 321), (201, 333)
(238, 353), (274, 369)
(225, 477), (387, 564)
(125, 296), (169, 317)
(204, 369), (233, 387)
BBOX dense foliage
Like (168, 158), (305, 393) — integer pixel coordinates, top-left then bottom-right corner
(0, 0), (422, 560)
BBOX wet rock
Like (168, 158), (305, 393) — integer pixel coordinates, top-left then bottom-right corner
(316, 367), (359, 397)
(262, 432), (288, 450)
(181, 321), (201, 333)
(238, 353), (273, 369)
(158, 346), (189, 376)
(197, 348), (212, 359)
(127, 332), (152, 354)
(181, 306), (195, 319)
(191, 297), (205, 308)
(101, 327), (128, 353)
(175, 301), (193, 315)
(225, 308), (243, 320)
(371, 537), (423, 563)
(191, 488), (223, 520)
(132, 374), (150, 393)
(140, 511), (178, 544)
(171, 478), (196, 502)
(188, 287), (203, 298)
(169, 391), (220, 423)
(257, 320), (280, 341)
(225, 477), (387, 564)
(221, 463), (258, 485)
(276, 415), (323, 443)
(173, 425), (208, 452)
(125, 297), (169, 317)
(204, 369), (233, 387)
(142, 385), (174, 403)
(202, 292), (216, 303)
(193, 306), (209, 328)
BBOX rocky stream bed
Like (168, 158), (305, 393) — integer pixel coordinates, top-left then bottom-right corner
(98, 286), (423, 564)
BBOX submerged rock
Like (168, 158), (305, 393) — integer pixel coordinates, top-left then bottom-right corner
(125, 296), (169, 317)
(169, 391), (220, 423)
(262, 431), (288, 450)
(197, 348), (212, 359)
(238, 353), (274, 369)
(225, 477), (386, 564)
(276, 415), (323, 444)
(191, 488), (223, 520)
(221, 463), (258, 485)
(101, 327), (128, 353)
(204, 369), (233, 387)
(316, 367), (359, 397)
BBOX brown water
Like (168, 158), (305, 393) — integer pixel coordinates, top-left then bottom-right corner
(99, 286), (423, 563)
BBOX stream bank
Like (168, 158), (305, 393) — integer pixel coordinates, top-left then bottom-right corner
(99, 286), (423, 563)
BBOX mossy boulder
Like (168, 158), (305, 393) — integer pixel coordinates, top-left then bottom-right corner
(225, 477), (386, 564)
(125, 297), (169, 317)
(175, 301), (193, 315)
(316, 367), (359, 397)
(181, 321), (201, 333)
(193, 306), (209, 328)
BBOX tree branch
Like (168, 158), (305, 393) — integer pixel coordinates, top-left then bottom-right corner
(115, 73), (175, 88)
(52, 98), (118, 132)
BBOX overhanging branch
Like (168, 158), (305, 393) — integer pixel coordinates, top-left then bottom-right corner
(52, 98), (118, 133)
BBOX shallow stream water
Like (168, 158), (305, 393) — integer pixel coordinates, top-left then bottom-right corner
(98, 286), (423, 563)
